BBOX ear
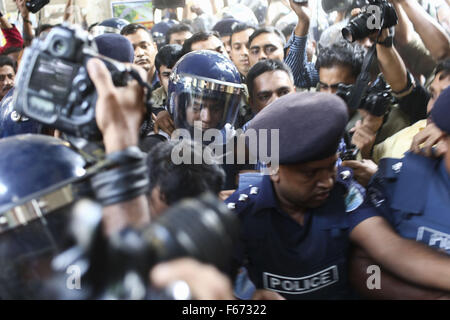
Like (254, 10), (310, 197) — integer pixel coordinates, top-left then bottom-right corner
(268, 163), (280, 184)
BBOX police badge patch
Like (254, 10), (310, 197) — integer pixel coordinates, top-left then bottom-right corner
(345, 182), (365, 212)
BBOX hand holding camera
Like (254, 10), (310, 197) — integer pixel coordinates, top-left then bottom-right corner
(290, 0), (311, 36)
(12, 24), (152, 142)
(87, 59), (146, 153)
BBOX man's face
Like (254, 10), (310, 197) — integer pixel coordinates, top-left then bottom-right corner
(191, 36), (230, 59)
(230, 28), (254, 77)
(248, 33), (284, 67)
(158, 65), (172, 94)
(318, 65), (356, 94)
(148, 186), (168, 219)
(125, 29), (157, 73)
(427, 71), (450, 116)
(250, 70), (295, 114)
(169, 31), (192, 45)
(271, 154), (338, 210)
(220, 35), (232, 56)
(0, 65), (15, 99)
(186, 95), (224, 130)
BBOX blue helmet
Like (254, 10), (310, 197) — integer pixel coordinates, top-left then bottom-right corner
(151, 19), (179, 50)
(168, 50), (244, 142)
(91, 18), (130, 36)
(0, 88), (43, 138)
(0, 134), (87, 299)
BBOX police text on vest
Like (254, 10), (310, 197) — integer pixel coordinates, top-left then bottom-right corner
(263, 265), (339, 294)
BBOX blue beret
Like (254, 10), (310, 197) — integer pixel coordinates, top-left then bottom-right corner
(246, 92), (349, 164)
(212, 18), (240, 36)
(94, 33), (134, 63)
(431, 86), (450, 134)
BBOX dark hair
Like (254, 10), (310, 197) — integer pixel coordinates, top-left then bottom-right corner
(3, 47), (22, 56)
(316, 40), (365, 78)
(281, 23), (296, 41)
(0, 55), (16, 72)
(230, 22), (256, 45)
(36, 24), (54, 36)
(165, 23), (193, 44)
(435, 58), (450, 79)
(182, 31), (221, 55)
(246, 59), (293, 99)
(248, 26), (286, 48)
(155, 44), (183, 73)
(146, 140), (225, 205)
(120, 23), (153, 41)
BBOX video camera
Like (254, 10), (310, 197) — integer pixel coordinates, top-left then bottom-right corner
(336, 75), (393, 117)
(13, 24), (151, 141)
(46, 193), (239, 300)
(26, 0), (50, 13)
(342, 0), (398, 42)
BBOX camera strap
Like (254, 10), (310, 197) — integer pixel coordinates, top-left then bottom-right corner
(347, 44), (377, 113)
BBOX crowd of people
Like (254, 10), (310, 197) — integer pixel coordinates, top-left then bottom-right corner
(0, 0), (449, 300)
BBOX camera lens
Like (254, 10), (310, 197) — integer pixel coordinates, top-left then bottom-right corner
(52, 38), (68, 56)
(342, 12), (373, 42)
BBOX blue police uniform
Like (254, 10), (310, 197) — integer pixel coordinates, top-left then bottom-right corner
(0, 88), (43, 138)
(360, 86), (450, 254)
(226, 166), (374, 299)
(226, 92), (378, 299)
(365, 153), (450, 253)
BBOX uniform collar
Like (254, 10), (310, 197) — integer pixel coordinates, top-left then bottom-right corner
(251, 175), (279, 213)
(251, 175), (349, 229)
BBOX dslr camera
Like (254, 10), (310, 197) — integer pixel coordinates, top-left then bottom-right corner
(13, 24), (143, 141)
(342, 0), (398, 42)
(26, 0), (50, 13)
(336, 75), (393, 117)
(46, 193), (239, 299)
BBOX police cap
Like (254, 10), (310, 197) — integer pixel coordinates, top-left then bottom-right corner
(247, 92), (348, 164)
(431, 86), (450, 135)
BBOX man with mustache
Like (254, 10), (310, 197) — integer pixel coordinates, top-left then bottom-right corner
(226, 92), (450, 299)
(121, 23), (159, 89)
(0, 56), (15, 101)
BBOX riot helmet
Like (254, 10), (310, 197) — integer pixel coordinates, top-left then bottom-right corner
(91, 18), (130, 36)
(0, 134), (87, 299)
(168, 50), (244, 144)
(151, 19), (179, 50)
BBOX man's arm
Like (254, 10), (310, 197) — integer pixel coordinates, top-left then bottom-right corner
(87, 59), (151, 236)
(16, 0), (33, 46)
(284, 0), (319, 89)
(0, 13), (24, 54)
(350, 215), (450, 292)
(349, 245), (450, 299)
(395, 0), (450, 61)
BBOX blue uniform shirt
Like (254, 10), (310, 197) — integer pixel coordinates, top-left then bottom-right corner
(226, 168), (376, 300)
(366, 152), (450, 253)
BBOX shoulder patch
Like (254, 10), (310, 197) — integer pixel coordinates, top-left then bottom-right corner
(345, 181), (365, 212)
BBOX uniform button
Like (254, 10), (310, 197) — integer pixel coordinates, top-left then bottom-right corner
(238, 194), (248, 202)
(227, 203), (236, 210)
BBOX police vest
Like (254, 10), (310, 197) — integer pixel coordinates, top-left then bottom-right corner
(226, 168), (363, 300)
(368, 153), (450, 254)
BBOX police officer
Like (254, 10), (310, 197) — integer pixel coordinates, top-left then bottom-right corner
(349, 87), (450, 299)
(226, 92), (450, 300)
(167, 50), (249, 189)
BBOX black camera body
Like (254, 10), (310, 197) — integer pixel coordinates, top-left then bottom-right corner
(45, 193), (239, 300)
(342, 0), (398, 42)
(26, 0), (50, 13)
(13, 24), (131, 141)
(336, 75), (393, 117)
